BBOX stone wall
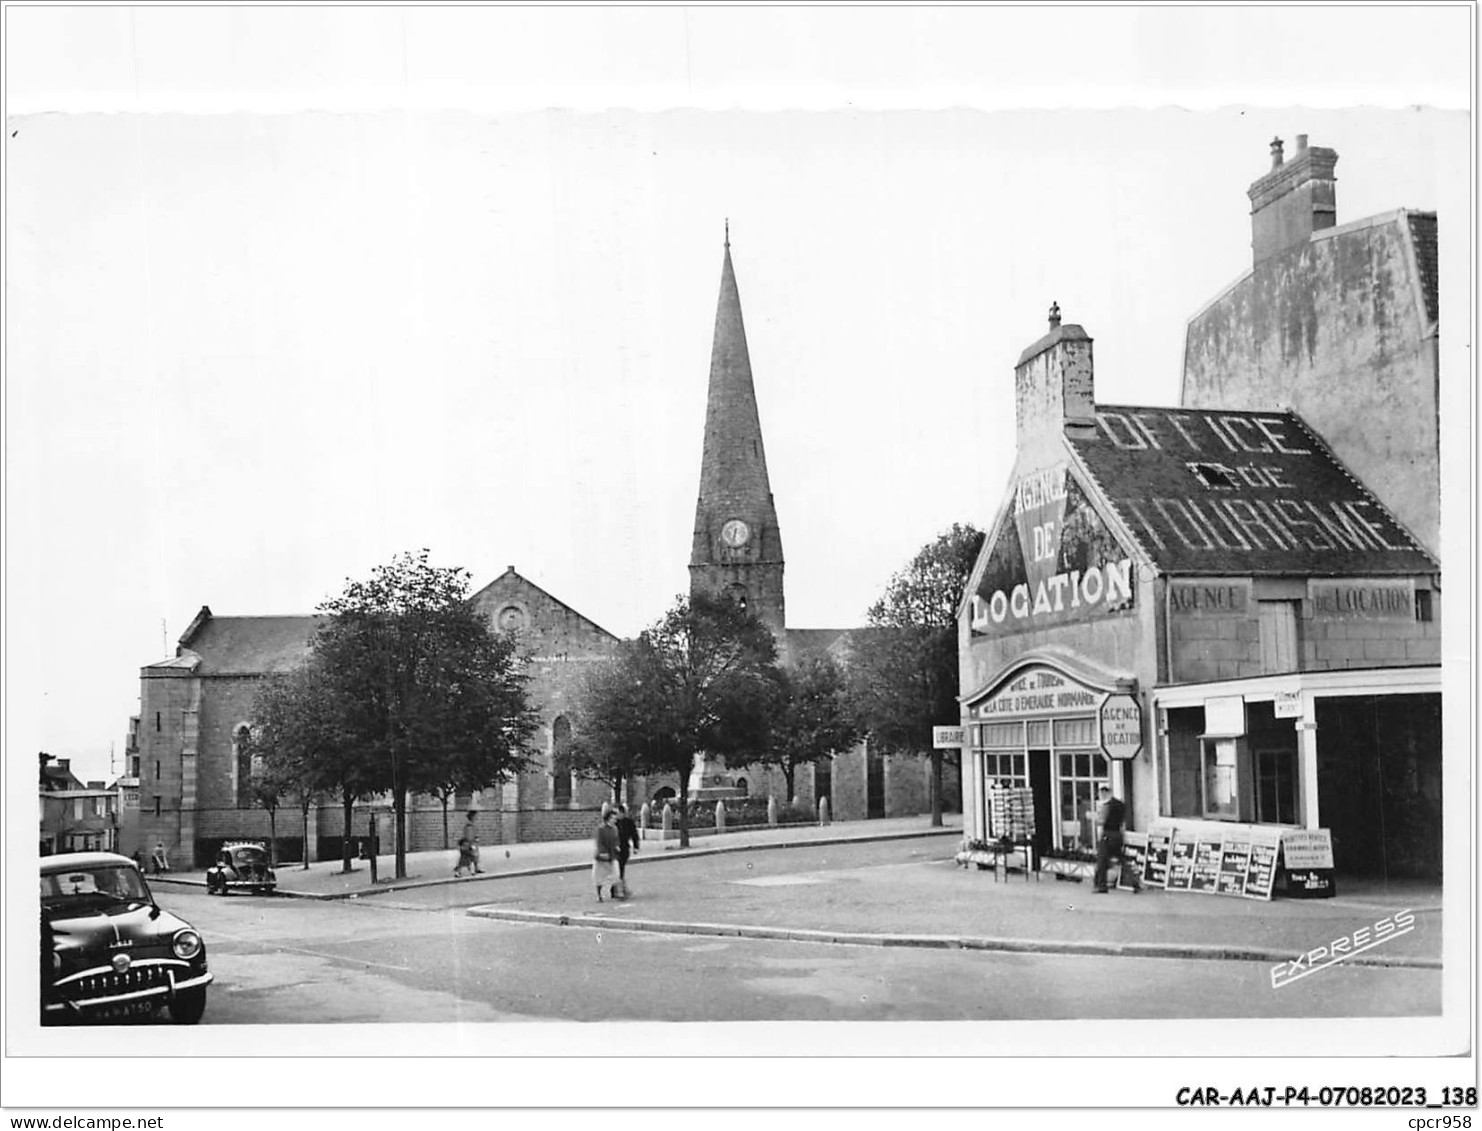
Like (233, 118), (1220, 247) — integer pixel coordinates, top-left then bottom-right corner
(1181, 212), (1439, 556)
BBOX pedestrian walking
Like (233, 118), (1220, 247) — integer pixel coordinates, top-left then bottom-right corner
(613, 803), (639, 898)
(1093, 784), (1138, 892)
(593, 809), (620, 901)
(454, 810), (483, 878)
(150, 841), (170, 875)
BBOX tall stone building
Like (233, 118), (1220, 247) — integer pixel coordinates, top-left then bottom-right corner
(687, 233), (960, 818)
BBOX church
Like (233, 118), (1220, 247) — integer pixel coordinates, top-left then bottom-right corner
(127, 236), (956, 867)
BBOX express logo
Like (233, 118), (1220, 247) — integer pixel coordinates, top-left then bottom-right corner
(1270, 910), (1416, 988)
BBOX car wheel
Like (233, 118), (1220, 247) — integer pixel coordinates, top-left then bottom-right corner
(170, 987), (207, 1025)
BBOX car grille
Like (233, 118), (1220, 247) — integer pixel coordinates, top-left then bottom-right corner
(59, 963), (173, 1002)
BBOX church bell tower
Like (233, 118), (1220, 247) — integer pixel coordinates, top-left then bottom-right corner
(689, 229), (787, 655)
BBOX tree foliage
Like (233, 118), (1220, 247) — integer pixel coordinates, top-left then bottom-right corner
(571, 591), (777, 846)
(847, 522), (984, 825)
(749, 653), (858, 804)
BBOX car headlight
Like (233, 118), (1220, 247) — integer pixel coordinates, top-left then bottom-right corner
(172, 929), (203, 960)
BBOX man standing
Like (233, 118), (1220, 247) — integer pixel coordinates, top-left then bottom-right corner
(1093, 785), (1136, 893)
(613, 804), (639, 897)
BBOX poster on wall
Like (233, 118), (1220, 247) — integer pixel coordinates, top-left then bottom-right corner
(1216, 836), (1252, 895)
(1143, 824), (1172, 887)
(1189, 839), (1222, 892)
(970, 465), (1135, 638)
(1165, 833), (1195, 890)
(1242, 829), (1281, 901)
(1118, 832), (1148, 891)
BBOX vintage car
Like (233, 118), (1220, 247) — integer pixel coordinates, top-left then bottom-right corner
(41, 851), (211, 1025)
(205, 842), (277, 896)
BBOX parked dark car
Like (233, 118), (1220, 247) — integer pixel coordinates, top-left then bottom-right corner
(41, 852), (211, 1024)
(205, 842), (277, 896)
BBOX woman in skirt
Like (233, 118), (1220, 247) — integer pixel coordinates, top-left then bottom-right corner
(593, 809), (621, 901)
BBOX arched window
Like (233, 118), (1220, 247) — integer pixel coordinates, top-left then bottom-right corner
(551, 716), (573, 808)
(234, 725), (254, 809)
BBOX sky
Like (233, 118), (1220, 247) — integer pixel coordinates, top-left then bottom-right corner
(5, 8), (1470, 793)
(2, 0), (1475, 1109)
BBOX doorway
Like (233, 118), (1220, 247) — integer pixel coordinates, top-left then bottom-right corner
(866, 745), (885, 819)
(1029, 750), (1053, 861)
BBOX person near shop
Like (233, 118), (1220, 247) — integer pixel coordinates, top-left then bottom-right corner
(613, 804), (639, 897)
(593, 809), (621, 901)
(1093, 785), (1137, 893)
(150, 841), (171, 875)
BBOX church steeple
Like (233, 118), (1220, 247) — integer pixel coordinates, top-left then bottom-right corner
(690, 231), (786, 647)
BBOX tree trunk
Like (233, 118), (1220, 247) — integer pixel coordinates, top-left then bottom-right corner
(441, 795), (450, 850)
(301, 802), (312, 869)
(394, 786), (408, 880)
(677, 777), (690, 849)
(929, 749), (944, 828)
(340, 793), (355, 873)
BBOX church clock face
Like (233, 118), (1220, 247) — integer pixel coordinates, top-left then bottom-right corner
(720, 519), (751, 548)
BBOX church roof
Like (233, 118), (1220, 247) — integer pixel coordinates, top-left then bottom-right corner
(170, 612), (321, 676)
(785, 628), (854, 662)
(1067, 405), (1436, 576)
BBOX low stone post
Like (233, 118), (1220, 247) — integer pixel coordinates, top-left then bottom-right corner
(767, 796), (779, 827)
(639, 802), (651, 829)
(715, 800), (727, 831)
(818, 797), (831, 826)
(661, 802), (674, 836)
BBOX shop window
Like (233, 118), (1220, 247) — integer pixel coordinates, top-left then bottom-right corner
(981, 722), (1023, 748)
(1258, 600), (1301, 673)
(1026, 720), (1052, 747)
(984, 752), (1028, 788)
(1255, 747), (1297, 825)
(1200, 737), (1251, 820)
(1056, 750), (1107, 851)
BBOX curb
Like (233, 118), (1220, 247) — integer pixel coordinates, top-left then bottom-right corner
(149, 827), (962, 902)
(463, 906), (1444, 969)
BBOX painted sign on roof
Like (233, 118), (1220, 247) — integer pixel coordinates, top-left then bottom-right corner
(970, 464), (1135, 637)
(1070, 407), (1434, 576)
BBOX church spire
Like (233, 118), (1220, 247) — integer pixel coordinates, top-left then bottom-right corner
(690, 231), (786, 645)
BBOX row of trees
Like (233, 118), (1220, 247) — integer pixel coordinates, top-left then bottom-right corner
(245, 524), (984, 869)
(567, 524), (985, 846)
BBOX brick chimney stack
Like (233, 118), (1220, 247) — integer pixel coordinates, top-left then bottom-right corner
(1014, 303), (1096, 458)
(1248, 133), (1338, 264)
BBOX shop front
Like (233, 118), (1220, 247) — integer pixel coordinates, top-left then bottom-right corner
(1152, 666), (1442, 878)
(963, 656), (1144, 863)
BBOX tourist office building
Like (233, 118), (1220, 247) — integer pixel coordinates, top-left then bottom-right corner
(955, 312), (1441, 881)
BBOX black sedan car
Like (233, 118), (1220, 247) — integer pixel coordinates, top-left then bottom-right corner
(41, 851), (211, 1024)
(205, 842), (277, 896)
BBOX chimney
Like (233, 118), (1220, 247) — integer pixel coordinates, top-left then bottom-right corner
(1014, 302), (1096, 456)
(1248, 134), (1338, 264)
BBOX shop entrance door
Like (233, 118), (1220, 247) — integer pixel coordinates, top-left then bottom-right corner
(1029, 750), (1053, 861)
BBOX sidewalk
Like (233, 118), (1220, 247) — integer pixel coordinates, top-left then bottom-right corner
(149, 815), (959, 899)
(153, 817), (1444, 968)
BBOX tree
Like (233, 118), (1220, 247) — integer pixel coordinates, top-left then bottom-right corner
(248, 663), (339, 870)
(313, 550), (539, 879)
(846, 523), (984, 826)
(750, 653), (859, 805)
(564, 659), (654, 802)
(572, 591), (777, 847)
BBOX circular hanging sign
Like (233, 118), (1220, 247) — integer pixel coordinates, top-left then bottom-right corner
(1099, 694), (1143, 760)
